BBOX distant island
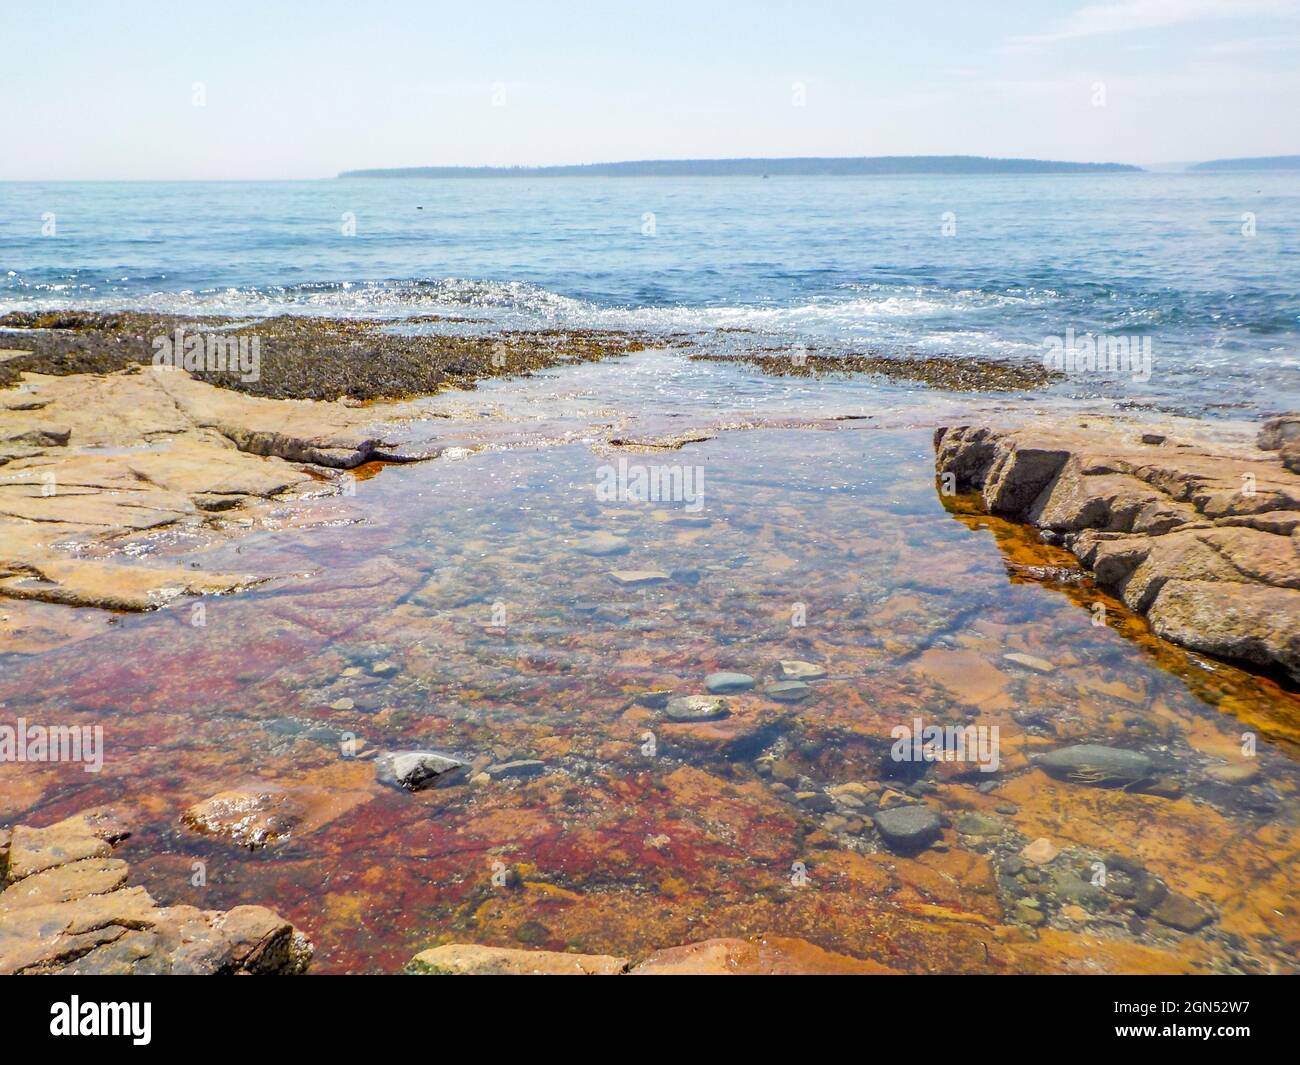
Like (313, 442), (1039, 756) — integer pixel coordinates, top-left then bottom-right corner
(1188, 155), (1300, 172)
(339, 155), (1142, 179)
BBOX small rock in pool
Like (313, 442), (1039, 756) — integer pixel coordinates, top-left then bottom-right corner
(954, 812), (1005, 837)
(369, 660), (399, 676)
(375, 750), (467, 791)
(776, 660), (827, 680)
(764, 680), (811, 703)
(329, 698), (355, 711)
(1151, 891), (1214, 932)
(1002, 652), (1055, 674)
(871, 805), (941, 854)
(573, 531), (630, 557)
(608, 569), (670, 587)
(1206, 762), (1259, 785)
(1020, 837), (1060, 865)
(705, 671), (754, 694)
(486, 759), (546, 781)
(665, 695), (729, 722)
(1033, 744), (1153, 787)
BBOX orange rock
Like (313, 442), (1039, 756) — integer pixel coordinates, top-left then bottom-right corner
(630, 934), (897, 975)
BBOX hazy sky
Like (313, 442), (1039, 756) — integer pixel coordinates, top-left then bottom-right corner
(2, 0), (1297, 179)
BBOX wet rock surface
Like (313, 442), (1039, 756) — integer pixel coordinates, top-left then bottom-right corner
(935, 419), (1300, 682)
(375, 751), (467, 791)
(0, 808), (311, 974)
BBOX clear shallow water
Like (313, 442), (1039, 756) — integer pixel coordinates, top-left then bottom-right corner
(1, 173), (1297, 417)
(2, 429), (1297, 972)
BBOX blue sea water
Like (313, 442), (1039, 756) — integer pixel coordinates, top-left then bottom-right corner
(1, 173), (1296, 417)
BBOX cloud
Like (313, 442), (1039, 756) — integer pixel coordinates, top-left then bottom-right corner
(1006, 0), (1300, 51)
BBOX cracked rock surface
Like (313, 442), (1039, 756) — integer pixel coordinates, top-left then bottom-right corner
(0, 806), (312, 974)
(935, 417), (1300, 681)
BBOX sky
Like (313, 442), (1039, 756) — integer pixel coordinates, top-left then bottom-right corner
(0, 0), (1297, 179)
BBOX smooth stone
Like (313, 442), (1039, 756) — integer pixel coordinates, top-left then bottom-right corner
(608, 570), (670, 587)
(1020, 837), (1060, 865)
(1206, 763), (1260, 785)
(764, 680), (811, 703)
(1033, 744), (1153, 787)
(573, 532), (630, 557)
(370, 660), (399, 676)
(329, 698), (355, 711)
(375, 750), (466, 791)
(871, 806), (941, 854)
(705, 671), (754, 694)
(664, 695), (729, 722)
(1002, 652), (1056, 674)
(955, 812), (1005, 837)
(486, 759), (546, 781)
(1151, 891), (1214, 932)
(776, 660), (827, 680)
(1016, 902), (1046, 927)
(1051, 869), (1106, 908)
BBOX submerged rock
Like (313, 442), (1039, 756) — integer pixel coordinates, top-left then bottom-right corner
(872, 806), (941, 854)
(1151, 891), (1214, 932)
(1020, 837), (1060, 865)
(664, 695), (729, 722)
(1002, 652), (1055, 673)
(485, 759), (546, 781)
(764, 680), (812, 703)
(572, 531), (630, 557)
(375, 750), (467, 791)
(776, 660), (827, 680)
(705, 671), (754, 694)
(608, 570), (670, 587)
(1034, 744), (1153, 787)
(955, 812), (1005, 838)
(182, 783), (370, 848)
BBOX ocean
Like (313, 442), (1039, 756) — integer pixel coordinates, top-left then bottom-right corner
(1, 172), (1297, 419)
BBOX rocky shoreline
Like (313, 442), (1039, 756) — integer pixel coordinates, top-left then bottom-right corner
(0, 807), (311, 974)
(935, 415), (1300, 685)
(0, 363), (426, 623)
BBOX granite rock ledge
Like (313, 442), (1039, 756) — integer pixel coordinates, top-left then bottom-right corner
(934, 418), (1300, 683)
